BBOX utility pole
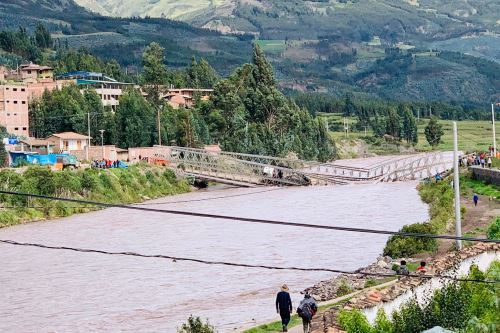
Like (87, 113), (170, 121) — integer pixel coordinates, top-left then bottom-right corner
(343, 117), (349, 139)
(157, 106), (162, 146)
(99, 129), (105, 160)
(86, 112), (90, 161)
(453, 121), (462, 251)
(492, 103), (496, 157)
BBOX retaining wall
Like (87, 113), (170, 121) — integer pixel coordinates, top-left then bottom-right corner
(470, 166), (500, 186)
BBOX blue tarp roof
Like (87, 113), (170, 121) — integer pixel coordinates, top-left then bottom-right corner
(56, 71), (117, 82)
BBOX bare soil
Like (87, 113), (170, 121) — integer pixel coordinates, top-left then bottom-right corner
(436, 194), (500, 254)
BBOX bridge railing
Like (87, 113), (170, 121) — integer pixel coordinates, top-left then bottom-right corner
(166, 146), (342, 186)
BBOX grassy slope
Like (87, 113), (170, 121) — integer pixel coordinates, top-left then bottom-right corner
(0, 164), (191, 228)
(322, 114), (499, 153)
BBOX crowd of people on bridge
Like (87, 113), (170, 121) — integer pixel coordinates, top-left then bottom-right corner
(460, 147), (497, 168)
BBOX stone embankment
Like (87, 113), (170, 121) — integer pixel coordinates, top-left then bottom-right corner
(308, 243), (499, 333)
(304, 256), (396, 301)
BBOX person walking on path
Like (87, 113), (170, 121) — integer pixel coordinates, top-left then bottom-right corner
(276, 284), (293, 332)
(297, 292), (317, 333)
(473, 193), (479, 207)
(487, 156), (492, 168)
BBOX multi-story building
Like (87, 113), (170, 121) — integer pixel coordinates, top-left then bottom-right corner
(0, 64), (74, 137)
(56, 71), (133, 111)
(163, 88), (213, 109)
(18, 63), (54, 83)
(0, 84), (29, 137)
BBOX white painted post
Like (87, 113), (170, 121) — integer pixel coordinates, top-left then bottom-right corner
(492, 103), (496, 157)
(453, 121), (462, 250)
(86, 112), (90, 161)
(99, 129), (105, 160)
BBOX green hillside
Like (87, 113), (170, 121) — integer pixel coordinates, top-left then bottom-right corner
(0, 0), (252, 73)
(1, 0), (499, 104)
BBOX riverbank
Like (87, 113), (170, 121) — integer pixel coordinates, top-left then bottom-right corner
(244, 171), (500, 333)
(0, 164), (191, 227)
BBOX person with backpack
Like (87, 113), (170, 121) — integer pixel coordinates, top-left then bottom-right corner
(276, 284), (293, 332)
(396, 260), (410, 276)
(297, 292), (317, 333)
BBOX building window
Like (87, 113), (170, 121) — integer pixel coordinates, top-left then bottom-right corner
(13, 101), (18, 104)
(22, 127), (27, 131)
(27, 70), (32, 74)
(5, 87), (9, 90)
(13, 88), (17, 92)
(6, 113), (10, 116)
(22, 101), (26, 104)
(14, 127), (18, 131)
(21, 88), (25, 92)
(14, 113), (17, 116)
(6, 100), (9, 103)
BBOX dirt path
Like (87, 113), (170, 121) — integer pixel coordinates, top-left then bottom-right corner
(437, 194), (500, 254)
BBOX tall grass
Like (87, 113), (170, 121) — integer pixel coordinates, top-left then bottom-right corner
(0, 164), (190, 227)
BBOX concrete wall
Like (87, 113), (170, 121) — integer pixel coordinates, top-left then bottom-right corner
(71, 145), (120, 161)
(470, 166), (500, 186)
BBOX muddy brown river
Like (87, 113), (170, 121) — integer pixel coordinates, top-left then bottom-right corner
(0, 183), (428, 332)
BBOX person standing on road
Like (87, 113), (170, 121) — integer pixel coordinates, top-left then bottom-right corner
(276, 284), (293, 332)
(473, 193), (479, 207)
(297, 292), (317, 333)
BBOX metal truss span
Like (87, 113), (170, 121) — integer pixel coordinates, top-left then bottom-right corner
(160, 146), (453, 186)
(165, 146), (346, 187)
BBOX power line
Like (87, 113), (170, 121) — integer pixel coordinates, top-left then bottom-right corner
(30, 111), (103, 120)
(1, 187), (283, 208)
(0, 239), (497, 284)
(135, 187), (284, 206)
(0, 190), (498, 244)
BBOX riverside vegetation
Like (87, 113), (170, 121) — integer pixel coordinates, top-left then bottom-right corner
(337, 261), (500, 333)
(0, 164), (190, 227)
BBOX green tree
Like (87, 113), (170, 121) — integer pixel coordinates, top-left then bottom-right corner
(187, 57), (219, 89)
(424, 117), (444, 147)
(402, 106), (418, 145)
(343, 93), (356, 117)
(385, 107), (402, 139)
(115, 89), (156, 148)
(29, 85), (90, 138)
(34, 23), (52, 49)
(82, 89), (105, 145)
(141, 42), (167, 85)
(0, 126), (8, 167)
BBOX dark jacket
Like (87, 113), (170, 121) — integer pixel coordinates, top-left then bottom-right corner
(276, 291), (292, 313)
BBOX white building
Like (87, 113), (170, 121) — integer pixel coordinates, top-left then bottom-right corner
(46, 132), (91, 153)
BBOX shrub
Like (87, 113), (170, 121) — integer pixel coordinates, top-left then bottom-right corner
(486, 217), (500, 240)
(383, 223), (437, 258)
(177, 316), (215, 333)
(337, 279), (353, 297)
(338, 310), (372, 333)
(373, 309), (392, 333)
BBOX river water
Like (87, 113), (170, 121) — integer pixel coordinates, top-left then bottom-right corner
(0, 183), (428, 332)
